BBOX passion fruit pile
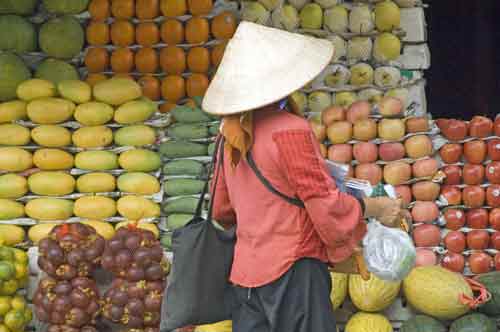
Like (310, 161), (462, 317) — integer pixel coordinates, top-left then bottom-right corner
(38, 223), (106, 280)
(33, 276), (100, 330)
(101, 226), (169, 331)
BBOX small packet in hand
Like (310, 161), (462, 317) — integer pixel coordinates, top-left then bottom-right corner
(362, 221), (416, 282)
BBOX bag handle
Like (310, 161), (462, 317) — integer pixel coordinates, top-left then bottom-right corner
(194, 136), (223, 218)
(247, 151), (304, 208)
(207, 137), (225, 221)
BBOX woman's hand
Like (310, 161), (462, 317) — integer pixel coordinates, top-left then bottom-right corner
(362, 197), (404, 227)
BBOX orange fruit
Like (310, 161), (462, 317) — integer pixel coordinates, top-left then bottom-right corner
(211, 12), (236, 40)
(135, 47), (159, 73)
(138, 75), (161, 101)
(187, 0), (212, 15)
(89, 0), (110, 20)
(160, 102), (177, 113)
(111, 20), (135, 46)
(86, 73), (108, 87)
(111, 0), (135, 19)
(86, 21), (110, 46)
(187, 47), (210, 73)
(162, 75), (185, 102)
(160, 19), (184, 45)
(110, 48), (135, 73)
(113, 73), (135, 81)
(186, 73), (209, 98)
(85, 48), (109, 73)
(160, 0), (187, 17)
(136, 22), (160, 47)
(185, 17), (209, 44)
(136, 0), (159, 19)
(159, 46), (186, 75)
(210, 41), (227, 67)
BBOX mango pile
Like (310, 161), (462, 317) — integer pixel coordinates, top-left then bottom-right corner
(83, 0), (238, 113)
(0, 246), (31, 332)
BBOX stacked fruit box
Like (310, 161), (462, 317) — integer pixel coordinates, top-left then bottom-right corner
(422, 116), (500, 276)
(83, 0), (238, 110)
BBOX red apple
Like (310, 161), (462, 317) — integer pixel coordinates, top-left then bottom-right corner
(441, 185), (462, 205)
(439, 143), (463, 164)
(495, 117), (500, 136)
(353, 119), (377, 141)
(415, 248), (437, 267)
(462, 164), (485, 185)
(412, 181), (440, 201)
(413, 224), (441, 247)
(491, 232), (500, 250)
(412, 158), (439, 178)
(406, 116), (429, 133)
(327, 121), (353, 144)
(444, 231), (466, 253)
(495, 253), (500, 271)
(383, 162), (412, 186)
(378, 142), (405, 162)
(328, 144), (353, 163)
(346, 101), (371, 124)
(378, 96), (403, 117)
(464, 140), (487, 164)
(310, 120), (327, 142)
(466, 208), (489, 229)
(353, 142), (378, 163)
(487, 185), (500, 207)
(489, 208), (500, 231)
(437, 119), (468, 141)
(463, 185), (485, 208)
(442, 252), (465, 273)
(322, 106), (346, 126)
(395, 185), (412, 206)
(486, 161), (500, 184)
(443, 165), (462, 185)
(405, 135), (433, 159)
(469, 252), (493, 274)
(355, 163), (382, 186)
(444, 208), (466, 230)
(469, 115), (493, 138)
(487, 139), (500, 161)
(467, 230), (490, 250)
(411, 201), (439, 223)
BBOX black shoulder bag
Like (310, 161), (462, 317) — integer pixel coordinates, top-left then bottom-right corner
(161, 137), (236, 331)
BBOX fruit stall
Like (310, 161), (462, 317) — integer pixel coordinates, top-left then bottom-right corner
(0, 1), (498, 332)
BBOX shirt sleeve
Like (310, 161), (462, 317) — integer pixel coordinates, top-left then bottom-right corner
(272, 129), (366, 263)
(210, 144), (237, 228)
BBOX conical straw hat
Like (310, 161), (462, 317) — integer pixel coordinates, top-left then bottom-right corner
(202, 22), (334, 115)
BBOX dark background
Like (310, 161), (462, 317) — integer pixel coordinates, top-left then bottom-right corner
(425, 0), (500, 119)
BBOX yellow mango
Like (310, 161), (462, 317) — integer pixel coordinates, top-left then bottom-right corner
(114, 98), (156, 124)
(33, 149), (74, 170)
(114, 125), (156, 146)
(81, 220), (115, 240)
(0, 174), (28, 199)
(75, 151), (118, 171)
(28, 223), (58, 244)
(25, 198), (74, 220)
(93, 78), (142, 106)
(118, 149), (161, 172)
(0, 147), (32, 172)
(27, 97), (75, 124)
(116, 196), (160, 220)
(72, 126), (113, 148)
(0, 199), (24, 220)
(31, 125), (72, 147)
(16, 79), (56, 101)
(0, 100), (27, 123)
(0, 124), (30, 146)
(117, 172), (160, 195)
(115, 221), (159, 239)
(76, 172), (116, 193)
(74, 102), (114, 126)
(28, 171), (75, 196)
(0, 225), (25, 245)
(73, 196), (116, 220)
(57, 80), (92, 104)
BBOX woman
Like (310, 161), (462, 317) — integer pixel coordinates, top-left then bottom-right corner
(203, 22), (402, 332)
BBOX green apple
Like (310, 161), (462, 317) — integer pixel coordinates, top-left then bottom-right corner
(375, 0), (401, 32)
(272, 5), (300, 31)
(328, 36), (346, 62)
(241, 2), (270, 25)
(308, 91), (332, 113)
(258, 0), (281, 11)
(373, 33), (401, 62)
(300, 3), (323, 29)
(350, 63), (374, 86)
(288, 91), (308, 115)
(349, 5), (374, 33)
(324, 65), (351, 87)
(335, 91), (357, 108)
(394, 0), (419, 7)
(374, 66), (401, 88)
(347, 37), (372, 61)
(324, 5), (348, 33)
(358, 88), (384, 104)
(385, 88), (409, 107)
(314, 0), (339, 9)
(288, 0), (310, 10)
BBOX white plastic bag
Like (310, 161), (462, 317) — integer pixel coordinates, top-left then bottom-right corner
(362, 221), (416, 281)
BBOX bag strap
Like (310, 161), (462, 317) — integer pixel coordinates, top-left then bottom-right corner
(207, 137), (225, 221)
(194, 136), (223, 217)
(247, 151), (305, 208)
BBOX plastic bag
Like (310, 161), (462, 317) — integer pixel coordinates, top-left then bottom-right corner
(363, 221), (416, 281)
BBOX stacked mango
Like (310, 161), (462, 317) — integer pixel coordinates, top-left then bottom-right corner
(158, 100), (220, 250)
(0, 78), (164, 248)
(84, 0), (238, 111)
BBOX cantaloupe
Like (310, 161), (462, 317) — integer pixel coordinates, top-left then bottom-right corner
(330, 272), (348, 311)
(345, 312), (393, 332)
(349, 274), (400, 312)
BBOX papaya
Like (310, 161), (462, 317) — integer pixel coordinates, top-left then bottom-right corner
(117, 172), (160, 195)
(93, 78), (142, 106)
(114, 125), (156, 147)
(31, 125), (72, 147)
(0, 225), (25, 246)
(74, 102), (114, 126)
(114, 98), (156, 124)
(16, 79), (56, 101)
(115, 221), (159, 239)
(73, 196), (116, 220)
(28, 171), (75, 196)
(75, 151), (118, 171)
(0, 147), (32, 171)
(81, 220), (115, 240)
(0, 174), (28, 199)
(72, 126), (113, 148)
(28, 223), (58, 244)
(0, 124), (30, 145)
(33, 149), (74, 170)
(0, 199), (24, 220)
(159, 141), (208, 158)
(116, 195), (160, 220)
(25, 198), (74, 220)
(76, 172), (116, 193)
(57, 80), (92, 104)
(118, 149), (161, 172)
(27, 97), (75, 124)
(0, 100), (27, 123)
